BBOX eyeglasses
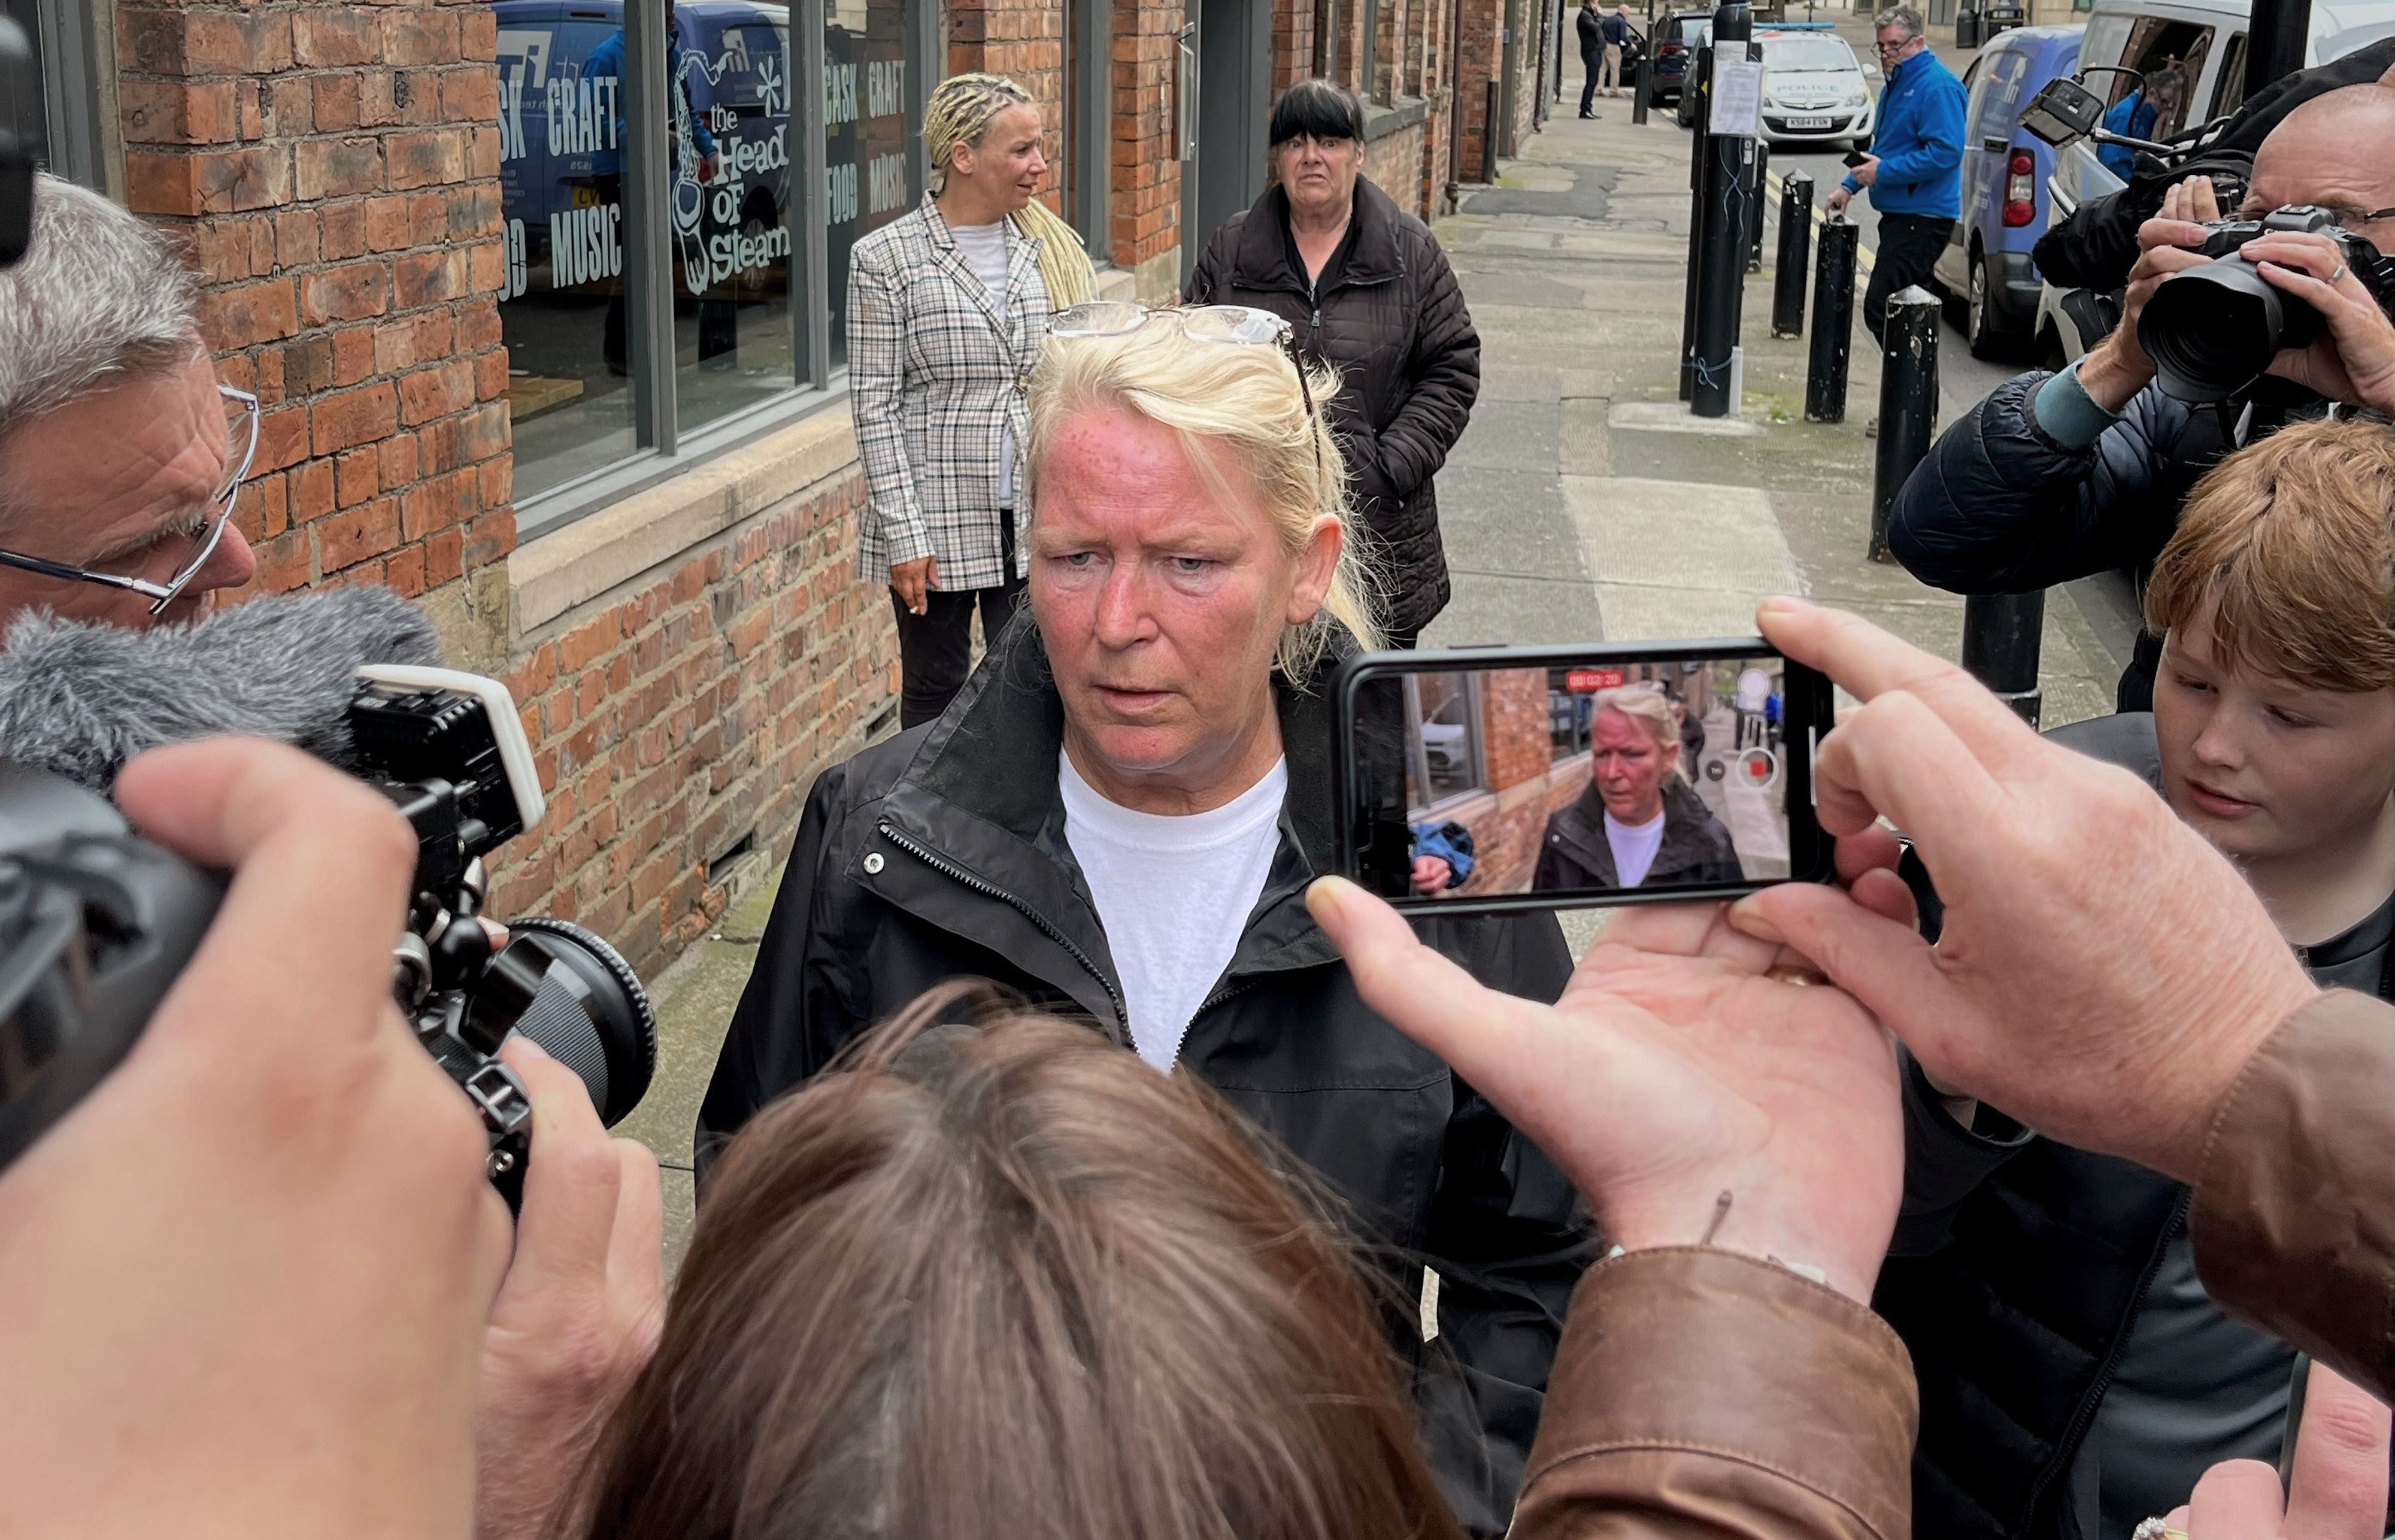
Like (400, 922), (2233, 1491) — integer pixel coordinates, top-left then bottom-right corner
(1047, 302), (1331, 495)
(1873, 35), (1915, 54)
(0, 383), (259, 616)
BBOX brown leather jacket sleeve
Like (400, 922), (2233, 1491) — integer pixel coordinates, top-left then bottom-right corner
(2194, 989), (2395, 1401)
(1509, 1247), (1917, 1539)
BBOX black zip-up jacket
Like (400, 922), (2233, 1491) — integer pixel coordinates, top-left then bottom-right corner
(1577, 5), (1603, 54)
(698, 619), (1589, 1535)
(1532, 777), (1742, 892)
(1184, 177), (1481, 637)
(1886, 369), (2330, 709)
(1882, 713), (2395, 1540)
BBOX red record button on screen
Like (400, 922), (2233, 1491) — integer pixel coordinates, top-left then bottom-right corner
(1735, 748), (1780, 790)
(1565, 667), (1627, 693)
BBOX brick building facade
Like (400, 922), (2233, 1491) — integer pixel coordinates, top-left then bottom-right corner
(12, 0), (1547, 983)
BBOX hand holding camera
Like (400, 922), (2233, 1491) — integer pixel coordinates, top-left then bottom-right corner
(2102, 203), (2395, 408)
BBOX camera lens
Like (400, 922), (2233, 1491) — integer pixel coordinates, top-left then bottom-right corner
(2138, 261), (2293, 404)
(499, 917), (657, 1125)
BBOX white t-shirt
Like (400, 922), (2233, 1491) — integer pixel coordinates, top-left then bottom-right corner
(947, 220), (1017, 508)
(1604, 807), (1667, 888)
(1059, 750), (1289, 1069)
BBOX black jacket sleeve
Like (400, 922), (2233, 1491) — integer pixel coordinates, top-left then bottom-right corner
(1418, 911), (1592, 1533)
(1369, 237), (1481, 505)
(694, 761), (868, 1189)
(1887, 370), (2191, 594)
(1889, 1048), (2033, 1256)
(1181, 214), (1243, 305)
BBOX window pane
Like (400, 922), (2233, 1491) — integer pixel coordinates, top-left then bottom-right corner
(493, 6), (638, 501)
(825, 0), (915, 368)
(2, 1), (50, 172)
(672, 7), (796, 431)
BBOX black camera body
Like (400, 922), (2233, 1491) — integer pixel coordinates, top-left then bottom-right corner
(2138, 205), (2395, 403)
(0, 669), (654, 1208)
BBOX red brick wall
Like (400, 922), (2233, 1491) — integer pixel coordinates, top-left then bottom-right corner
(1478, 667), (1548, 793)
(115, 0), (901, 983)
(490, 470), (899, 974)
(118, 0), (516, 607)
(1453, 0), (1503, 180)
(1112, 0), (1182, 275)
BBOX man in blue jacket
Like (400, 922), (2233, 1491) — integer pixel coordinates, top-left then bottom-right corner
(1825, 4), (1964, 343)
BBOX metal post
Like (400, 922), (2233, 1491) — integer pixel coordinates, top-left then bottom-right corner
(1869, 285), (1939, 561)
(1747, 140), (1769, 272)
(1805, 216), (1857, 420)
(2244, 0), (2313, 103)
(1632, 33), (1651, 122)
(1690, 3), (1752, 419)
(1962, 593), (2047, 725)
(1485, 80), (1503, 181)
(1679, 41), (1712, 401)
(1772, 169), (1811, 337)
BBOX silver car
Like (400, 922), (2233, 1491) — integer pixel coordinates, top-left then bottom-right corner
(1756, 30), (1879, 150)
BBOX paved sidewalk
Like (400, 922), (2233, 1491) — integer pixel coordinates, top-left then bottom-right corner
(1423, 105), (2125, 730)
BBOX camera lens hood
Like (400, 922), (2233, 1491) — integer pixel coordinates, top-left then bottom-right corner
(501, 917), (657, 1126)
(2138, 260), (2295, 404)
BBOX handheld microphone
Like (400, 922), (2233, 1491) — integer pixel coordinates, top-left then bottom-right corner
(0, 587), (442, 790)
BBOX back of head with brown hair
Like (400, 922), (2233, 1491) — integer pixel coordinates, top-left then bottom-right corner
(571, 981), (1462, 1540)
(2144, 417), (2395, 692)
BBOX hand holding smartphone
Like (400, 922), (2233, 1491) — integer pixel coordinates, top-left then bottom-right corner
(1332, 640), (1833, 914)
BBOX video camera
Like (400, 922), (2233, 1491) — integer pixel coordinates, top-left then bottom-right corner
(2136, 206), (2395, 403)
(0, 669), (656, 1208)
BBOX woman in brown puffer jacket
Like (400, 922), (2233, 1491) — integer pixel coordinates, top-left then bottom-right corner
(1184, 78), (1481, 646)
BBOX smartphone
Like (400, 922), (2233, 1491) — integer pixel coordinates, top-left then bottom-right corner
(1841, 150), (1870, 167)
(1330, 639), (1834, 915)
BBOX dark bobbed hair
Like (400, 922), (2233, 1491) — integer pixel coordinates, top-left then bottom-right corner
(566, 980), (1464, 1540)
(1269, 78), (1367, 145)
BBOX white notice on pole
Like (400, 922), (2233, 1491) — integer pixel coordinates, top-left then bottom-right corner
(1709, 59), (1765, 137)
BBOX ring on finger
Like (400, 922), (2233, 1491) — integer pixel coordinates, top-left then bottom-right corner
(1766, 964), (1828, 987)
(2331, 260), (2349, 284)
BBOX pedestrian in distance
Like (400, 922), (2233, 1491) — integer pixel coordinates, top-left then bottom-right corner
(1577, 0), (1605, 117)
(2097, 65), (2186, 181)
(1186, 78), (1482, 648)
(848, 72), (1098, 730)
(1824, 5), (1964, 348)
(1600, 4), (1634, 98)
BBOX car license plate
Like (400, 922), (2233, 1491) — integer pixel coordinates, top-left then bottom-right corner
(1782, 114), (1832, 129)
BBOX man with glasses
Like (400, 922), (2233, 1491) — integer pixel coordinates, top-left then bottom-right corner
(1888, 84), (2395, 712)
(0, 175), (259, 634)
(1824, 5), (1965, 359)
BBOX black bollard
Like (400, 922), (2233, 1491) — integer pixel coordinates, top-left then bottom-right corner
(1869, 284), (1939, 562)
(1690, 4), (1752, 418)
(1679, 42), (1712, 401)
(1632, 48), (1651, 123)
(1772, 170), (1811, 337)
(1962, 592), (2047, 725)
(1805, 217), (1858, 422)
(1747, 140), (1769, 273)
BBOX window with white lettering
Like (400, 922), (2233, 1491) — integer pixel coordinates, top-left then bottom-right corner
(493, 9), (638, 501)
(670, 12), (794, 432)
(826, 0), (914, 366)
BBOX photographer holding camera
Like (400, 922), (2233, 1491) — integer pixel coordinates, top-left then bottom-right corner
(1888, 85), (2395, 711)
(0, 174), (260, 634)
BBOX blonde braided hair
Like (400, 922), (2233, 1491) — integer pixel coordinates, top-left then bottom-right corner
(924, 72), (1098, 310)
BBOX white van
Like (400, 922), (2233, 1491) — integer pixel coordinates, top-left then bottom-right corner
(2034, 0), (2395, 360)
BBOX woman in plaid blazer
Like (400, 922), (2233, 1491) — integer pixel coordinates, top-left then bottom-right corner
(850, 74), (1095, 728)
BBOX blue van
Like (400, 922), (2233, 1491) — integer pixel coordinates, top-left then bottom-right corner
(490, 0), (791, 302)
(1931, 23), (2082, 357)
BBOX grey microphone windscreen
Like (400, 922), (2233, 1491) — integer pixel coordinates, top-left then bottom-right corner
(0, 586), (443, 789)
